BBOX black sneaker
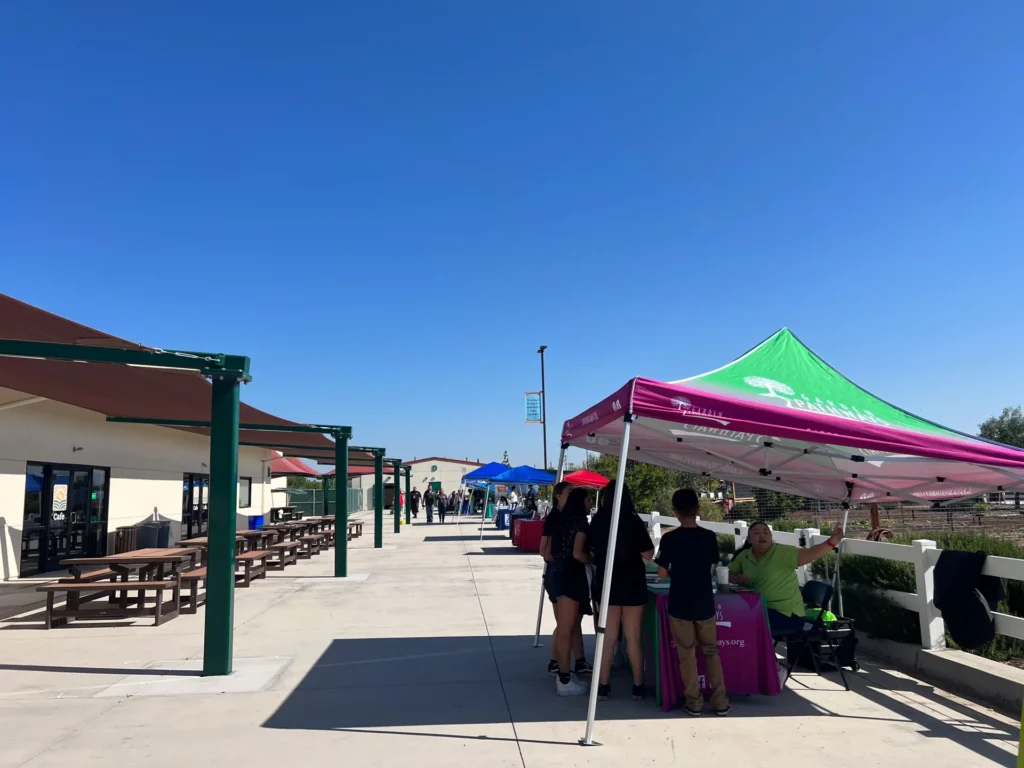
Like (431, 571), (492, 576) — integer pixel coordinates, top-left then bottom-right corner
(714, 705), (731, 717)
(547, 660), (559, 676)
(574, 659), (593, 675)
(631, 684), (646, 701)
(684, 705), (702, 717)
(597, 683), (611, 701)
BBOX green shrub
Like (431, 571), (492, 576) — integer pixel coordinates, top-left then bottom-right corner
(699, 498), (724, 522)
(814, 529), (1024, 663)
(841, 587), (922, 644)
(717, 535), (735, 562)
(770, 519), (815, 533)
(730, 501), (756, 519)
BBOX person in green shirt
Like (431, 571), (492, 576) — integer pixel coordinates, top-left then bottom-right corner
(728, 521), (844, 635)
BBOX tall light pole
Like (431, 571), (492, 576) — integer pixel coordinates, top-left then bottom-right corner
(537, 345), (548, 470)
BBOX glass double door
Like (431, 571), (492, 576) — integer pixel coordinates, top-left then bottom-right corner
(20, 464), (109, 577)
(182, 474), (210, 539)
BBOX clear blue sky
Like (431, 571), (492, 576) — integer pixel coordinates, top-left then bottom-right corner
(2, 2), (1022, 469)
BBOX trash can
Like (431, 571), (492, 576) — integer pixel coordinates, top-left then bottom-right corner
(248, 515), (265, 530)
(136, 520), (171, 549)
(497, 509), (511, 530)
(486, 503), (495, 520)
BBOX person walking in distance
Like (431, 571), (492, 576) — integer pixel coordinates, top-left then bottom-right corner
(438, 489), (448, 524)
(424, 487), (435, 524)
(410, 487), (422, 520)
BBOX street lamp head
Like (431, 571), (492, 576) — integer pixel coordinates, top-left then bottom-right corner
(538, 345), (547, 354)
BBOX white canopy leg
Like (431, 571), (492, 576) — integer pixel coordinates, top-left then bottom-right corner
(582, 416), (633, 747)
(479, 484), (491, 541)
(533, 444), (567, 647)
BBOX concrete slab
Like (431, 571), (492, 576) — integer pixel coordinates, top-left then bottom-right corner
(0, 513), (1018, 768)
(92, 656), (292, 698)
(295, 573), (370, 583)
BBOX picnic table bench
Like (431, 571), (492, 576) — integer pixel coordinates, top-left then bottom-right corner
(268, 540), (299, 569)
(235, 550), (270, 587)
(38, 580), (181, 628)
(298, 532), (326, 559)
(40, 548), (197, 629)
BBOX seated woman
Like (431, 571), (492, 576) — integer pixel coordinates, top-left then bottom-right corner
(728, 521), (844, 635)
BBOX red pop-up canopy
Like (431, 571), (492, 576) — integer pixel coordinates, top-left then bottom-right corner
(563, 469), (610, 489)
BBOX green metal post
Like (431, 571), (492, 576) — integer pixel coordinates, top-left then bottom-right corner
(334, 431), (349, 577)
(322, 475), (329, 518)
(392, 460), (401, 534)
(404, 467), (411, 525)
(204, 375), (241, 677)
(374, 452), (384, 548)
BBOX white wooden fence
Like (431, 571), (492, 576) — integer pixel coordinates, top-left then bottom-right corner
(639, 512), (1024, 651)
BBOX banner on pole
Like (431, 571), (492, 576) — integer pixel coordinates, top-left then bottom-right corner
(525, 392), (543, 423)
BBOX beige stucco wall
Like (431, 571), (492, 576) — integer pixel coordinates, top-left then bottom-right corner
(0, 389), (274, 580)
(352, 459), (484, 509)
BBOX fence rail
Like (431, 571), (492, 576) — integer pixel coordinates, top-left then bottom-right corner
(639, 511), (1024, 652)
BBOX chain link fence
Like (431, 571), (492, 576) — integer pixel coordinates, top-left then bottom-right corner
(281, 488), (365, 517)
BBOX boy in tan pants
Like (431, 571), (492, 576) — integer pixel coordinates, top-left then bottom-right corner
(655, 489), (729, 716)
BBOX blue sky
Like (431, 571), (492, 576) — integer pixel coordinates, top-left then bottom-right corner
(2, 2), (1022, 469)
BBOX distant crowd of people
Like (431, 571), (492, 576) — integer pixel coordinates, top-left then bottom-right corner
(408, 486), (463, 523)
(539, 480), (844, 713)
(406, 484), (539, 524)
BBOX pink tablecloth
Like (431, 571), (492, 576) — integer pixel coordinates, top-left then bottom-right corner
(656, 591), (780, 711)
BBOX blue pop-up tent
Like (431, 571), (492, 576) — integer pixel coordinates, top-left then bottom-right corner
(491, 465), (555, 486)
(462, 462), (512, 483)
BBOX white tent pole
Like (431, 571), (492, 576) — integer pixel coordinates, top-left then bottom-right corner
(533, 444), (567, 647)
(479, 484), (491, 541)
(582, 416), (633, 747)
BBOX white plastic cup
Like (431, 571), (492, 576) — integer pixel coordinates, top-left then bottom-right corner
(716, 566), (731, 590)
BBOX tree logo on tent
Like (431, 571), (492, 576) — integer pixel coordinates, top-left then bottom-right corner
(743, 376), (889, 426)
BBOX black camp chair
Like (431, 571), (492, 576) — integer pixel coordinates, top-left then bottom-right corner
(774, 580), (851, 691)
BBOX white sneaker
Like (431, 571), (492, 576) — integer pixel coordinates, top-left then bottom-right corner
(556, 675), (589, 697)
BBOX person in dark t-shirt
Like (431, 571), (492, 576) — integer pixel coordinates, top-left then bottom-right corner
(410, 488), (421, 519)
(541, 487), (592, 696)
(655, 489), (729, 717)
(589, 480), (654, 701)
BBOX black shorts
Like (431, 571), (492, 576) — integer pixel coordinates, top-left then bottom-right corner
(544, 561), (590, 610)
(592, 572), (648, 608)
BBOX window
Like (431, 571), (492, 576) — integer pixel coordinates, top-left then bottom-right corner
(239, 477), (252, 508)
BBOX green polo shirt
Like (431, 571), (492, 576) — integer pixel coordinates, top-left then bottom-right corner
(729, 543), (805, 618)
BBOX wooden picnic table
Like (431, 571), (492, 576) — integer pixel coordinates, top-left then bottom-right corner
(268, 506), (298, 523)
(237, 529), (277, 550)
(44, 547), (201, 628)
(63, 547), (199, 581)
(263, 522), (309, 541)
(176, 536), (245, 564)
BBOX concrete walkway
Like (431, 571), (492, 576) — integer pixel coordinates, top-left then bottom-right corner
(0, 513), (1019, 767)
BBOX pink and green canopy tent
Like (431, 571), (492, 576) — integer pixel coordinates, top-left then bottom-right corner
(561, 329), (1024, 505)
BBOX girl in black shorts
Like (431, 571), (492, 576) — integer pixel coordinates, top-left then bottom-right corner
(543, 488), (592, 696)
(589, 481), (655, 701)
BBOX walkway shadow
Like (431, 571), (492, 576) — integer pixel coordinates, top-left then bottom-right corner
(264, 635), (1019, 765)
(0, 663), (202, 677)
(263, 635), (821, 733)
(423, 536), (508, 543)
(466, 548), (526, 556)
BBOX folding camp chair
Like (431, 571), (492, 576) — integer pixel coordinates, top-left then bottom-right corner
(774, 580), (851, 691)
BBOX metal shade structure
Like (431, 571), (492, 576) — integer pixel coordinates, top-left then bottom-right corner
(0, 294), (362, 673)
(559, 328), (1024, 746)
